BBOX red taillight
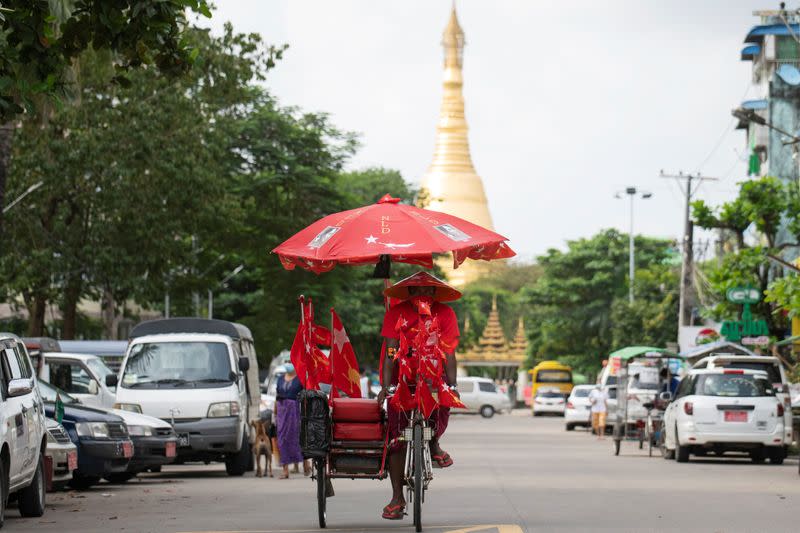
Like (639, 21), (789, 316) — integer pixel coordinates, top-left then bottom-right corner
(684, 402), (693, 415)
(566, 402), (574, 409)
(777, 403), (785, 417)
(723, 369), (744, 374)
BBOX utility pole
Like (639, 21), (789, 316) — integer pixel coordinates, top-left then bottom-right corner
(659, 170), (719, 332)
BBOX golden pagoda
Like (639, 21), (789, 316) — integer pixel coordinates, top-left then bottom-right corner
(421, 4), (494, 287)
(475, 295), (507, 357)
(508, 316), (528, 360)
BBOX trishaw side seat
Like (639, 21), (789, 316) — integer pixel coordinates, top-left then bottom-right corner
(333, 422), (384, 441)
(332, 398), (383, 423)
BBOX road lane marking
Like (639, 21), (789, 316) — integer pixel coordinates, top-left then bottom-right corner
(445, 526), (524, 533)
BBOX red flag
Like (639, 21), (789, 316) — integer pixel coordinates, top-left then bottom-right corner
(416, 381), (438, 420)
(330, 309), (361, 398)
(289, 321), (309, 387)
(438, 382), (466, 409)
(390, 380), (416, 411)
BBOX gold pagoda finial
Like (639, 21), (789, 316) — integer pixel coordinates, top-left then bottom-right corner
(420, 3), (495, 288)
(477, 294), (507, 355)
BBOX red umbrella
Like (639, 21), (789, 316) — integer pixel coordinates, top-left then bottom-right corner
(273, 194), (515, 273)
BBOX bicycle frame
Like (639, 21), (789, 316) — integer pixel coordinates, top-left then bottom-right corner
(401, 409), (434, 493)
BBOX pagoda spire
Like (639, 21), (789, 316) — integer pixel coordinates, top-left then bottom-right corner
(508, 316), (529, 360)
(420, 3), (495, 287)
(476, 295), (507, 355)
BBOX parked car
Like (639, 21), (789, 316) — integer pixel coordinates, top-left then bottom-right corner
(38, 380), (133, 489)
(692, 354), (793, 453)
(57, 340), (128, 372)
(113, 318), (260, 476)
(565, 384), (594, 430)
(453, 377), (512, 418)
(0, 333), (48, 524)
(44, 419), (77, 490)
(662, 368), (785, 463)
(36, 352), (117, 409)
(532, 388), (566, 416)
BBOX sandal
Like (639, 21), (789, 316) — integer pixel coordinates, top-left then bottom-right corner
(382, 503), (405, 520)
(432, 452), (453, 468)
(279, 471), (289, 479)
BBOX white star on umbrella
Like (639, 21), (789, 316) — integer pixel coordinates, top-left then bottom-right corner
(365, 235), (378, 244)
(332, 325), (349, 353)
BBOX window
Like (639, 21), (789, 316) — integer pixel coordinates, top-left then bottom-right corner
(457, 380), (474, 393)
(674, 376), (694, 399)
(122, 341), (233, 388)
(478, 382), (496, 393)
(49, 361), (98, 395)
(695, 374), (773, 397)
(4, 348), (23, 380)
(38, 380), (78, 404)
(536, 370), (572, 383)
(719, 362), (782, 387)
(536, 390), (564, 399)
(776, 35), (800, 61)
(572, 388), (591, 398)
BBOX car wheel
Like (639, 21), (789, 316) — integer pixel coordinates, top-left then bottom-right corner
(149, 466), (162, 473)
(480, 405), (495, 418)
(675, 428), (690, 463)
(18, 454), (45, 517)
(225, 432), (251, 476)
(768, 448), (785, 465)
(68, 473), (100, 490)
(0, 454), (7, 527)
(104, 472), (136, 484)
(658, 427), (674, 459)
(750, 449), (766, 464)
(565, 423), (574, 431)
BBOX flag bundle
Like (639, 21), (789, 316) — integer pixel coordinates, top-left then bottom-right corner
(389, 299), (465, 418)
(290, 296), (332, 390)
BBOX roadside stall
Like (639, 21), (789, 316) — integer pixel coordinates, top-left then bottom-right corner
(609, 346), (686, 456)
(273, 194), (514, 532)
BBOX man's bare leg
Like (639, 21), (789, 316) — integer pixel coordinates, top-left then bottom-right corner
(382, 450), (406, 518)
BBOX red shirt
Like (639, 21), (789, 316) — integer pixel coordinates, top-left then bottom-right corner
(380, 300), (460, 353)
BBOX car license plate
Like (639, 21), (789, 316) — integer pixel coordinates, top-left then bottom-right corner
(724, 411), (748, 422)
(122, 441), (134, 458)
(67, 450), (78, 471)
(165, 441), (177, 458)
(177, 433), (190, 447)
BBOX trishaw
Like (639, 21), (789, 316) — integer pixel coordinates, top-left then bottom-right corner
(609, 346), (685, 457)
(273, 194), (515, 531)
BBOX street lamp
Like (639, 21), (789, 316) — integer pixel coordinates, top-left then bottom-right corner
(3, 181), (43, 214)
(614, 187), (652, 303)
(732, 107), (800, 145)
(208, 264), (244, 319)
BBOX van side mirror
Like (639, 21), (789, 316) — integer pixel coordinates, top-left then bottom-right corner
(105, 374), (118, 387)
(88, 380), (99, 395)
(238, 356), (250, 372)
(658, 391), (673, 402)
(8, 378), (33, 397)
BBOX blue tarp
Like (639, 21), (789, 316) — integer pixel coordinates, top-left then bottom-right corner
(741, 99), (768, 110)
(777, 63), (800, 85)
(745, 23), (800, 43)
(741, 44), (761, 60)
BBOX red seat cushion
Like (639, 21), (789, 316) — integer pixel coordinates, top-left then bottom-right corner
(332, 398), (382, 423)
(332, 422), (383, 441)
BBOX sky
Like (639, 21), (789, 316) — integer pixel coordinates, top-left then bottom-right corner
(203, 0), (771, 262)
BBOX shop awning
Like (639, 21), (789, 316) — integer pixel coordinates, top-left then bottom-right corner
(745, 23), (800, 43)
(741, 44), (761, 60)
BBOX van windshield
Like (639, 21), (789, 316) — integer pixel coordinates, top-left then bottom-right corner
(121, 342), (233, 389)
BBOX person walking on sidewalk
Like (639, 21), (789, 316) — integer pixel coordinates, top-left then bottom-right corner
(589, 385), (608, 440)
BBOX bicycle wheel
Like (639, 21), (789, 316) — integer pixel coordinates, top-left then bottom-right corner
(646, 416), (653, 457)
(316, 458), (327, 529)
(413, 425), (423, 533)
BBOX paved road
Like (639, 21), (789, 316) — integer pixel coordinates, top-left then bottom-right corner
(5, 413), (800, 532)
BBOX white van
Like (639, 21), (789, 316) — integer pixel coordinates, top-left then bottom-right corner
(692, 354), (792, 453)
(112, 318), (260, 476)
(453, 377), (512, 418)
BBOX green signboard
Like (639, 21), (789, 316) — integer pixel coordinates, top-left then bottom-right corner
(721, 285), (769, 343)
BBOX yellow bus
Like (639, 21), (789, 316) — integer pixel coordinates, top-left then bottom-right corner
(529, 361), (574, 400)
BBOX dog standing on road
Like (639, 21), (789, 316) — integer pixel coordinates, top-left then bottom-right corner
(250, 419), (273, 478)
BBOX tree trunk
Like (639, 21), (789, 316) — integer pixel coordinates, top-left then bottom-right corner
(102, 287), (118, 340)
(26, 293), (47, 337)
(62, 280), (82, 340)
(0, 121), (14, 244)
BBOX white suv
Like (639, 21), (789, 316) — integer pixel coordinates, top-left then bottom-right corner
(0, 333), (47, 525)
(662, 368), (785, 463)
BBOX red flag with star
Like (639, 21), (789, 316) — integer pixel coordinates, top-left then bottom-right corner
(330, 309), (361, 398)
(438, 381), (466, 409)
